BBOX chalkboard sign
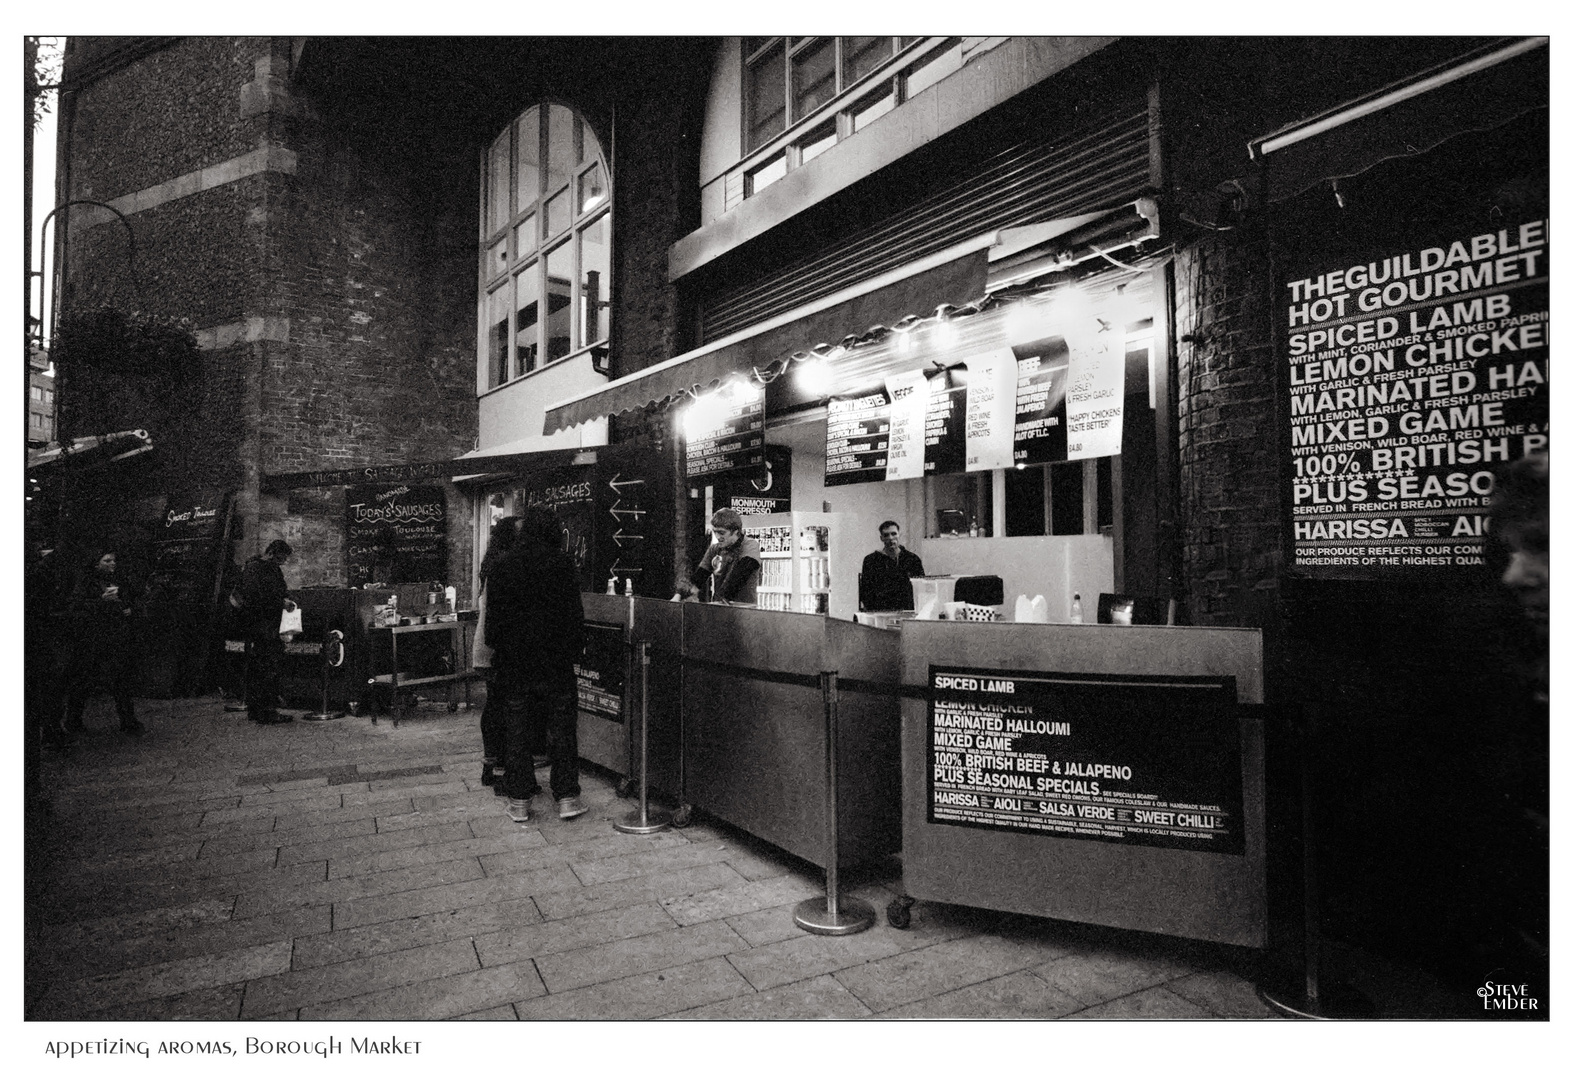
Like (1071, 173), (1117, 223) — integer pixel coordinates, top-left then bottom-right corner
(149, 492), (232, 606)
(683, 398), (765, 480)
(513, 446), (676, 599)
(346, 484), (448, 585)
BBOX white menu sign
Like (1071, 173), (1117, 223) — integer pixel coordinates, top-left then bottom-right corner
(964, 348), (1019, 472)
(883, 370), (931, 481)
(1065, 318), (1126, 461)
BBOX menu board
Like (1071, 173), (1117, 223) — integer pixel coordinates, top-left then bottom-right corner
(884, 371), (931, 481)
(965, 348), (1019, 471)
(576, 621), (626, 722)
(526, 466), (597, 586)
(824, 390), (891, 486)
(1280, 217), (1549, 573)
(1064, 319), (1128, 460)
(683, 398), (764, 480)
(150, 493), (231, 604)
(924, 372), (967, 475)
(346, 484), (447, 586)
(1012, 338), (1071, 466)
(927, 665), (1244, 855)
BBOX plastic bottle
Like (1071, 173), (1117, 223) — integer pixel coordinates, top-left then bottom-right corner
(623, 576), (634, 596)
(607, 575), (618, 594)
(1070, 593), (1084, 624)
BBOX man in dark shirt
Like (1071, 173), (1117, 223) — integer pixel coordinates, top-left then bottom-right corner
(860, 519), (925, 611)
(238, 540), (297, 725)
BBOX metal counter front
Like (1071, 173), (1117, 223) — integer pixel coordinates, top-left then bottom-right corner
(898, 621), (1267, 947)
(577, 593), (683, 791)
(678, 603), (903, 869)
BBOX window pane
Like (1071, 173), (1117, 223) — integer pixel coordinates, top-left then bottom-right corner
(791, 38), (836, 121)
(579, 162), (607, 214)
(746, 43), (786, 150)
(487, 284), (511, 388)
(544, 246), (574, 363)
(514, 106), (540, 211)
(798, 123), (836, 164)
(514, 266), (540, 375)
(843, 36), (893, 86)
(581, 118), (602, 169)
(546, 104), (574, 196)
(579, 214), (610, 346)
(487, 129), (510, 235)
(748, 152), (787, 196)
(905, 40), (962, 98)
(544, 188), (572, 239)
(487, 239), (508, 280)
(743, 37), (775, 59)
(851, 84), (896, 132)
(515, 214), (537, 259)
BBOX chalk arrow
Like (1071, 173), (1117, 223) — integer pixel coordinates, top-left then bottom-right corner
(608, 473), (645, 494)
(609, 559), (643, 576)
(613, 529), (644, 547)
(609, 500), (646, 521)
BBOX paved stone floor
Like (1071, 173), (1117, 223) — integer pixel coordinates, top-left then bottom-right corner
(25, 693), (1470, 1022)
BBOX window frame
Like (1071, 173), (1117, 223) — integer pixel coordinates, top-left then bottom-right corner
(480, 102), (611, 391)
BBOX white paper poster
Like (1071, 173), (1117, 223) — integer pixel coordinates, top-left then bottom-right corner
(1065, 317), (1126, 461)
(964, 347), (1018, 472)
(883, 370), (930, 481)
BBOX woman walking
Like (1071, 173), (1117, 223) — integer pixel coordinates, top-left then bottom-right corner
(62, 550), (143, 736)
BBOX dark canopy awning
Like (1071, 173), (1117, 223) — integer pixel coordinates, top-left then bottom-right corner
(1250, 37), (1547, 205)
(26, 429), (153, 474)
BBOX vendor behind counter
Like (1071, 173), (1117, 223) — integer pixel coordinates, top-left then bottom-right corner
(674, 508), (760, 605)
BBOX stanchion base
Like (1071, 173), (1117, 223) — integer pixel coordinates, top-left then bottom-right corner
(613, 809), (672, 835)
(304, 711), (345, 722)
(1257, 979), (1379, 1019)
(793, 896), (876, 936)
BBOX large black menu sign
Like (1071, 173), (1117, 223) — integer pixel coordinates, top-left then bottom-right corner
(526, 466), (597, 586)
(1281, 218), (1548, 573)
(924, 372), (967, 475)
(684, 398), (764, 480)
(927, 665), (1244, 854)
(1012, 338), (1071, 467)
(346, 484), (447, 585)
(824, 390), (891, 486)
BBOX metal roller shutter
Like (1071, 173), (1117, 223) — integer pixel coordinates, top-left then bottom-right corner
(700, 99), (1155, 343)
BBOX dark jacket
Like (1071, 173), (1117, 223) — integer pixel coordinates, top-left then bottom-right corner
(237, 555), (289, 634)
(860, 546), (925, 611)
(66, 565), (135, 651)
(485, 541), (584, 677)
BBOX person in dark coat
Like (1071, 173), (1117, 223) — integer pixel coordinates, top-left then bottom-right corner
(26, 543), (72, 748)
(860, 519), (925, 611)
(62, 550), (144, 735)
(237, 539), (297, 725)
(486, 506), (586, 823)
(475, 515), (522, 790)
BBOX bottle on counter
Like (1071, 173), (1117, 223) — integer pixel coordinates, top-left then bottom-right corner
(607, 575), (619, 594)
(1070, 593), (1084, 624)
(623, 576), (634, 595)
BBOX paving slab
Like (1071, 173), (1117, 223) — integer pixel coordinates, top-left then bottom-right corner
(834, 933), (1077, 1013)
(1070, 985), (1216, 1019)
(1032, 945), (1199, 1007)
(533, 920), (749, 993)
(299, 959), (548, 1020)
(530, 862), (746, 922)
(876, 970), (1085, 1019)
(292, 898), (544, 970)
(331, 866), (583, 930)
(232, 856), (486, 919)
(41, 941), (292, 1019)
(726, 919), (974, 992)
(239, 937), (480, 1018)
(473, 902), (678, 968)
(514, 956), (754, 1020)
(671, 974), (874, 1019)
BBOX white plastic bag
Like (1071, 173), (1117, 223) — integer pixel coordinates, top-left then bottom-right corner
(279, 605), (303, 636)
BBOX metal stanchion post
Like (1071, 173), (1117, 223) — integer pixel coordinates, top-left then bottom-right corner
(615, 639), (671, 835)
(794, 670), (875, 935)
(305, 630), (345, 721)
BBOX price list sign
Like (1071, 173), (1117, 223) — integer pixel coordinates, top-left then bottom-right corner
(923, 372), (967, 475)
(1011, 337), (1071, 466)
(824, 390), (891, 486)
(1281, 218), (1548, 573)
(927, 666), (1244, 855)
(684, 398), (764, 480)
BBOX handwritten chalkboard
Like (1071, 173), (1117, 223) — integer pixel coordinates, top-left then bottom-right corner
(346, 484), (448, 585)
(149, 492), (232, 606)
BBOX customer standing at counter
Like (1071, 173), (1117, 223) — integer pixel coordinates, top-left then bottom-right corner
(487, 506), (587, 823)
(860, 519), (925, 611)
(674, 508), (761, 605)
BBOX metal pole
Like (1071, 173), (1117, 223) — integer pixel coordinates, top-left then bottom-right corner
(793, 670), (874, 934)
(615, 639), (670, 834)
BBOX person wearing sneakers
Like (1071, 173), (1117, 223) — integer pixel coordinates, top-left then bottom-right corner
(485, 505), (587, 823)
(474, 515), (520, 793)
(61, 550), (144, 736)
(236, 539), (298, 725)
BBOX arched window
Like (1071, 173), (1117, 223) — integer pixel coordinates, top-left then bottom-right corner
(481, 103), (610, 389)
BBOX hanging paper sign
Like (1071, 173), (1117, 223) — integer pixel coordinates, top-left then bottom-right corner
(1011, 336), (1072, 466)
(683, 395), (764, 480)
(883, 370), (931, 481)
(924, 371), (967, 475)
(1065, 317), (1127, 461)
(965, 347), (1018, 472)
(824, 390), (891, 486)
